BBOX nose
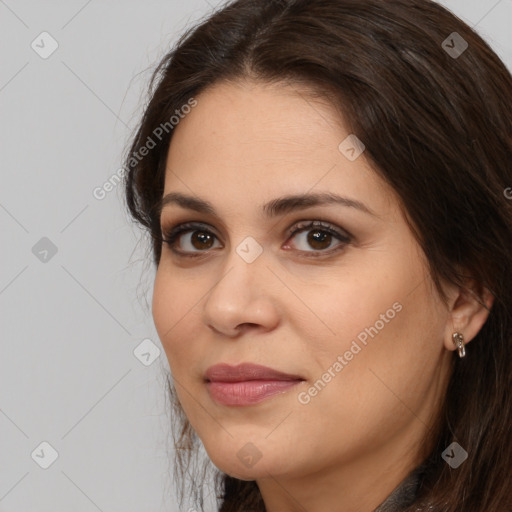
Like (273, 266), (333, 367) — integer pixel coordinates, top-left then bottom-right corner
(201, 247), (281, 337)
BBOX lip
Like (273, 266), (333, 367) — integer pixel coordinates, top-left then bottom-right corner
(204, 363), (305, 406)
(204, 363), (304, 382)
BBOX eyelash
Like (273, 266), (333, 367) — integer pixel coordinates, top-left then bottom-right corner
(160, 220), (352, 259)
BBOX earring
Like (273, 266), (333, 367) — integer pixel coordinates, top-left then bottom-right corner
(452, 332), (466, 358)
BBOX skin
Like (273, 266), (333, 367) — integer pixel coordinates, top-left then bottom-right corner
(152, 79), (494, 512)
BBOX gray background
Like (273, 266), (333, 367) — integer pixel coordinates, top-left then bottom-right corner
(1, 1), (510, 511)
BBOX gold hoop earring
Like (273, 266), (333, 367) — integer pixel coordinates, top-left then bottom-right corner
(452, 332), (466, 358)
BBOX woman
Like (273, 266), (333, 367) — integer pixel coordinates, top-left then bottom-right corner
(123, 0), (512, 510)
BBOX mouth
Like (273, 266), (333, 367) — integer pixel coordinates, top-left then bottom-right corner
(204, 363), (305, 406)
(204, 362), (305, 382)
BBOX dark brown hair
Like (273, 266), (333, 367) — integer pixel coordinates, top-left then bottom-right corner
(123, 0), (512, 510)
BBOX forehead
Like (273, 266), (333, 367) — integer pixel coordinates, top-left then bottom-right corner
(168, 79), (345, 158)
(163, 79), (397, 218)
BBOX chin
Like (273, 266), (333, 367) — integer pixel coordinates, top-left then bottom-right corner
(205, 444), (293, 482)
(222, 468), (263, 481)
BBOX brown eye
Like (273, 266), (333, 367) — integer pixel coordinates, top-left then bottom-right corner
(189, 231), (215, 250)
(161, 222), (222, 256)
(284, 220), (351, 255)
(305, 229), (333, 250)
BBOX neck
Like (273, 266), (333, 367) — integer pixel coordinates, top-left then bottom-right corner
(256, 423), (429, 512)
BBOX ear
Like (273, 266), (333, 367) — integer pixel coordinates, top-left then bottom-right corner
(443, 278), (495, 353)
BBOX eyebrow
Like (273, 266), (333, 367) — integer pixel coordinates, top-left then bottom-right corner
(157, 191), (379, 220)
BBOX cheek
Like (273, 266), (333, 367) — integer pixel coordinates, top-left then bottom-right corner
(152, 268), (201, 368)
(295, 251), (445, 427)
(152, 269), (215, 438)
(302, 279), (446, 441)
(152, 270), (173, 346)
(290, 258), (407, 354)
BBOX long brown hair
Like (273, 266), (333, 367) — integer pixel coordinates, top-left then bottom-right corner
(123, 0), (512, 510)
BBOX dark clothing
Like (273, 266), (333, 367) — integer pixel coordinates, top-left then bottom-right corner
(373, 463), (426, 511)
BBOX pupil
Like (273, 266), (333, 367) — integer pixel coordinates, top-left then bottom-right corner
(192, 231), (212, 249)
(308, 230), (331, 249)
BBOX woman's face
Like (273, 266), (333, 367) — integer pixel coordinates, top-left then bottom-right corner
(152, 79), (458, 485)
